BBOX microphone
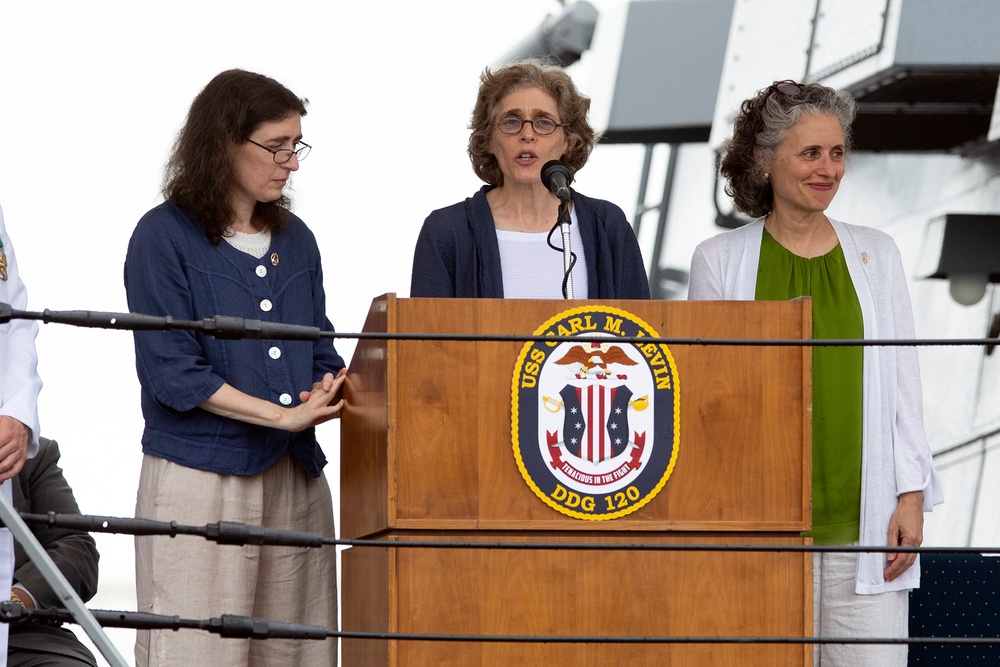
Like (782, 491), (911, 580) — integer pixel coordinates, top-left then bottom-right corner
(540, 161), (576, 298)
(541, 160), (572, 202)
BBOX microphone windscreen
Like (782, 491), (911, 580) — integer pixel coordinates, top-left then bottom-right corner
(540, 160), (570, 190)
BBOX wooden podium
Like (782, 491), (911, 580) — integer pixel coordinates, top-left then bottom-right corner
(341, 295), (813, 666)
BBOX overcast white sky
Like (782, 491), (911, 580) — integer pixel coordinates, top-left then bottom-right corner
(0, 1), (655, 662)
(2, 3), (993, 664)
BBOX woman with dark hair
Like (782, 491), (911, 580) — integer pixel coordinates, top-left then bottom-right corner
(124, 69), (342, 666)
(410, 59), (649, 299)
(689, 80), (943, 666)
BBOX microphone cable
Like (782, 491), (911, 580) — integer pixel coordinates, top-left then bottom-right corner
(546, 217), (578, 300)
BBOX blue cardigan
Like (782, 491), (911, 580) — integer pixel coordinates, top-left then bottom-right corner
(410, 186), (651, 299)
(124, 202), (345, 477)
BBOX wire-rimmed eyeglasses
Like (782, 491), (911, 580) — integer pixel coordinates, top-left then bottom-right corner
(497, 116), (564, 136)
(246, 139), (312, 164)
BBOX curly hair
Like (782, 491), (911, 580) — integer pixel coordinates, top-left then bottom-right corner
(162, 69), (307, 244)
(468, 59), (597, 187)
(719, 80), (856, 218)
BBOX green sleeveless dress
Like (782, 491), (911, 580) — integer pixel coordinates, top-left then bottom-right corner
(755, 228), (864, 545)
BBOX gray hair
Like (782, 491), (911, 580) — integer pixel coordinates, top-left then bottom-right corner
(719, 81), (857, 218)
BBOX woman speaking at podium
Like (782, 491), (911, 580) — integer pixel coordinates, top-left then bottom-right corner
(124, 70), (343, 667)
(410, 59), (649, 300)
(688, 80), (943, 666)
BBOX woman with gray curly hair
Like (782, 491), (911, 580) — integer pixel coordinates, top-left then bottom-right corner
(410, 59), (649, 299)
(689, 80), (942, 666)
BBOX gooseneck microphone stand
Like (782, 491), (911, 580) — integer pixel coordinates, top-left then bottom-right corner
(558, 200), (574, 299)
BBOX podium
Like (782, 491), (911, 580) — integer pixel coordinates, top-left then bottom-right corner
(341, 295), (813, 666)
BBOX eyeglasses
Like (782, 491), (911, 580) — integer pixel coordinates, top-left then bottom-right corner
(497, 116), (564, 136)
(246, 138), (312, 164)
(754, 81), (804, 111)
(768, 81), (802, 98)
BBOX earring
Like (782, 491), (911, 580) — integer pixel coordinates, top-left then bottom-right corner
(764, 172), (770, 180)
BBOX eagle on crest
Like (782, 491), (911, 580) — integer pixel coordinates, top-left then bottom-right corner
(553, 344), (638, 375)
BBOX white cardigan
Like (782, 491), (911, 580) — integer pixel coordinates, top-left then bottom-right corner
(689, 218), (943, 594)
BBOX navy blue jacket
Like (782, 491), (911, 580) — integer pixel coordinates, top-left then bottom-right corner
(124, 203), (344, 477)
(410, 186), (650, 299)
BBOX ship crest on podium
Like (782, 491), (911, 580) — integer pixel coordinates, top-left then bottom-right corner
(512, 305), (680, 520)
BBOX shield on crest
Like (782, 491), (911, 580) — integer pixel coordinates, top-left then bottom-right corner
(559, 383), (633, 463)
